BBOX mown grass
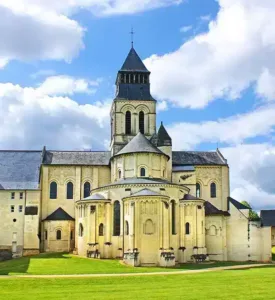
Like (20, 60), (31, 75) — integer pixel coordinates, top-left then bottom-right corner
(0, 252), (262, 275)
(0, 267), (275, 300)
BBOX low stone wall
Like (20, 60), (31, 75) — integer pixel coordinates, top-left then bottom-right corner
(23, 249), (40, 256)
(0, 249), (12, 261)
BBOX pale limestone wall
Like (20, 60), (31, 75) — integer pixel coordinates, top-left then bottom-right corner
(272, 227), (275, 246)
(172, 170), (196, 196)
(205, 216), (227, 261)
(110, 100), (156, 155)
(0, 190), (40, 256)
(112, 153), (169, 182)
(158, 145), (172, 181)
(42, 220), (75, 252)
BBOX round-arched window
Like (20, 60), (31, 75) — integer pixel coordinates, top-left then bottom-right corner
(140, 168), (146, 177)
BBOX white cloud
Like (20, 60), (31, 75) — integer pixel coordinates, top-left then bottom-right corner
(168, 104), (275, 150)
(0, 80), (111, 150)
(221, 144), (275, 210)
(38, 75), (101, 96)
(180, 25), (192, 33)
(144, 0), (275, 108)
(157, 101), (168, 112)
(31, 70), (57, 79)
(256, 68), (275, 101)
(200, 15), (211, 22)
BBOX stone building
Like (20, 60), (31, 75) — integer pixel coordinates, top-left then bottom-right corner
(0, 46), (273, 265)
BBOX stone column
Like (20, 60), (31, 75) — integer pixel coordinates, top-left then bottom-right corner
(163, 202), (169, 249)
(130, 202), (135, 249)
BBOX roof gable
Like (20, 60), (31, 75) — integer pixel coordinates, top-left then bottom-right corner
(44, 207), (74, 221)
(228, 197), (250, 210)
(172, 151), (227, 166)
(157, 122), (172, 147)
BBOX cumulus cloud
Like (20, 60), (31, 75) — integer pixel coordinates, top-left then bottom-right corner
(0, 79), (111, 150)
(180, 25), (192, 33)
(144, 0), (275, 108)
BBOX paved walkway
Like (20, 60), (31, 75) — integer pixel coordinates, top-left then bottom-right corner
(0, 263), (272, 279)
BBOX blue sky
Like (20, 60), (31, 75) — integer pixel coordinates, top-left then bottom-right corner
(0, 0), (275, 209)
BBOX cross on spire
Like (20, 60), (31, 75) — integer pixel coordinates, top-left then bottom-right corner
(130, 27), (135, 48)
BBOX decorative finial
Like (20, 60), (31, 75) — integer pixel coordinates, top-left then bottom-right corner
(130, 27), (135, 48)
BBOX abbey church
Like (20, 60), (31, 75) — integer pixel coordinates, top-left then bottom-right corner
(0, 47), (274, 266)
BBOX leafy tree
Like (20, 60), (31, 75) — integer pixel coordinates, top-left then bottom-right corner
(241, 201), (260, 221)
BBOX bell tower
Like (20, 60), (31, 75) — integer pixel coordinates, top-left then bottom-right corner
(110, 46), (157, 155)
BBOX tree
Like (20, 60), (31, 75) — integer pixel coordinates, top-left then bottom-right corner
(241, 201), (260, 221)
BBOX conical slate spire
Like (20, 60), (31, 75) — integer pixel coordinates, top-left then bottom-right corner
(120, 47), (149, 72)
(157, 122), (172, 147)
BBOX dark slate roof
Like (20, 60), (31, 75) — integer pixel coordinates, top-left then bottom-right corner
(43, 207), (74, 221)
(172, 151), (227, 166)
(130, 188), (162, 197)
(172, 166), (195, 172)
(115, 132), (167, 157)
(120, 48), (149, 72)
(0, 151), (42, 190)
(157, 122), (172, 147)
(205, 201), (230, 216)
(228, 197), (249, 210)
(43, 151), (110, 165)
(261, 210), (275, 227)
(182, 194), (200, 201)
(84, 193), (107, 201)
(115, 83), (155, 101)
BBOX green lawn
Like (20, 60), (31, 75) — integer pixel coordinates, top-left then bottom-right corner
(0, 267), (275, 300)
(0, 252), (262, 275)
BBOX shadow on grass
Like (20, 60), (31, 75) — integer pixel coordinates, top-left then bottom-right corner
(0, 252), (70, 275)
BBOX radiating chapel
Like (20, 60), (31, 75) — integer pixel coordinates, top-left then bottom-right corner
(0, 46), (273, 266)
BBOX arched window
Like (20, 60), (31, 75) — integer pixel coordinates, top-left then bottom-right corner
(139, 111), (145, 134)
(99, 223), (104, 236)
(185, 222), (190, 235)
(125, 111), (131, 134)
(113, 201), (121, 236)
(79, 223), (84, 237)
(118, 169), (122, 179)
(56, 230), (61, 240)
(144, 219), (154, 235)
(125, 221), (129, 235)
(196, 183), (201, 198)
(140, 167), (146, 177)
(209, 225), (217, 236)
(50, 182), (57, 199)
(210, 182), (216, 198)
(70, 230), (74, 240)
(45, 230), (47, 240)
(67, 182), (74, 199)
(84, 182), (91, 198)
(171, 200), (176, 235)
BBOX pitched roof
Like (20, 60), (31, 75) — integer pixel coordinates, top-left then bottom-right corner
(0, 151), (42, 190)
(115, 132), (167, 157)
(43, 151), (110, 166)
(182, 194), (200, 201)
(120, 48), (149, 72)
(130, 188), (162, 197)
(43, 207), (74, 221)
(172, 151), (227, 166)
(205, 201), (230, 216)
(84, 193), (107, 201)
(261, 210), (275, 227)
(228, 197), (250, 210)
(157, 122), (172, 147)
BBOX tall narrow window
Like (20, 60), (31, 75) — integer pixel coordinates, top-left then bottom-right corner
(70, 230), (74, 240)
(140, 167), (146, 177)
(125, 111), (131, 134)
(84, 182), (91, 198)
(11, 205), (14, 213)
(79, 223), (84, 237)
(45, 230), (48, 240)
(50, 182), (57, 199)
(67, 182), (74, 199)
(99, 223), (104, 236)
(113, 201), (121, 236)
(125, 221), (129, 236)
(196, 183), (201, 198)
(139, 111), (145, 134)
(56, 230), (61, 240)
(171, 200), (176, 235)
(20, 192), (23, 199)
(118, 170), (122, 179)
(185, 222), (190, 235)
(11, 192), (15, 200)
(210, 182), (216, 198)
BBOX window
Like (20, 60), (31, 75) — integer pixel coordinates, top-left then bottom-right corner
(11, 192), (15, 200)
(171, 200), (176, 235)
(19, 205), (23, 213)
(185, 222), (190, 235)
(210, 182), (216, 198)
(50, 182), (57, 199)
(139, 111), (145, 134)
(56, 230), (61, 240)
(79, 223), (84, 237)
(45, 230), (48, 240)
(70, 230), (74, 240)
(113, 201), (121, 236)
(125, 111), (131, 134)
(144, 219), (154, 235)
(20, 192), (23, 200)
(11, 205), (14, 213)
(67, 182), (74, 199)
(99, 223), (104, 236)
(125, 221), (129, 236)
(118, 169), (122, 179)
(140, 167), (146, 177)
(196, 183), (201, 198)
(84, 182), (91, 198)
